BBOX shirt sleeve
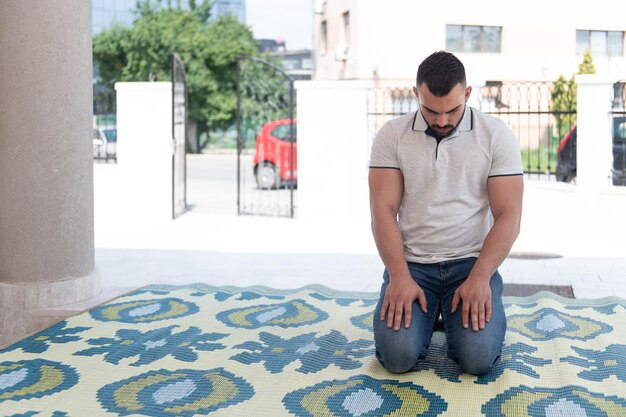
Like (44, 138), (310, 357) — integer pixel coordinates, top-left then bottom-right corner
(489, 123), (524, 177)
(369, 121), (400, 169)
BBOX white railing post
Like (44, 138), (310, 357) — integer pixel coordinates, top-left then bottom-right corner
(575, 74), (614, 191)
(115, 82), (173, 222)
(295, 80), (373, 221)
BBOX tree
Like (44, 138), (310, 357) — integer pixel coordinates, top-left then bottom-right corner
(92, 0), (259, 137)
(551, 50), (596, 138)
(578, 50), (596, 74)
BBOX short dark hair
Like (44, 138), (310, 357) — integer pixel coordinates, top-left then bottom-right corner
(416, 51), (466, 96)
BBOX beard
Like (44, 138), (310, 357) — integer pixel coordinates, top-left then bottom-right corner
(432, 124), (454, 136)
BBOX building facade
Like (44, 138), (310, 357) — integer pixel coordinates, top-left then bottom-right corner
(313, 0), (626, 84)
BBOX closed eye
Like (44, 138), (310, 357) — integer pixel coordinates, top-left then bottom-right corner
(422, 104), (462, 115)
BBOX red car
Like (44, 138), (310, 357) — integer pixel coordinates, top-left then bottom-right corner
(253, 119), (297, 189)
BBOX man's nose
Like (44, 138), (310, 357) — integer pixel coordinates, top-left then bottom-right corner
(435, 114), (448, 126)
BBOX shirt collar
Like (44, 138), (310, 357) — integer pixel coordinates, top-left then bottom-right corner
(411, 105), (473, 137)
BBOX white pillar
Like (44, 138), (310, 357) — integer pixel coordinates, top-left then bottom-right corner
(295, 80), (372, 220)
(575, 74), (615, 190)
(0, 0), (99, 346)
(115, 82), (173, 222)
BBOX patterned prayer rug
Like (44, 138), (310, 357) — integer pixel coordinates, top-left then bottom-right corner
(1, 284), (625, 417)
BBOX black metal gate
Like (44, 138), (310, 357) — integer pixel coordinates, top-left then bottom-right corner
(236, 56), (296, 218)
(171, 53), (187, 219)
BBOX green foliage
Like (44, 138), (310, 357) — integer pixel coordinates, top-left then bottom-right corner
(550, 74), (576, 139)
(550, 51), (597, 138)
(93, 0), (258, 129)
(579, 50), (596, 74)
(521, 138), (559, 174)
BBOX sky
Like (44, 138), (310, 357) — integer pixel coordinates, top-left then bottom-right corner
(246, 0), (313, 50)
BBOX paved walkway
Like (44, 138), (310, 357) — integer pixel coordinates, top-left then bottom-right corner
(93, 155), (626, 300)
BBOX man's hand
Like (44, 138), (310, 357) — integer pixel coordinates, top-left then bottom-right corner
(451, 277), (492, 331)
(380, 278), (427, 331)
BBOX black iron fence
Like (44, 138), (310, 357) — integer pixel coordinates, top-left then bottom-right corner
(476, 81), (575, 178)
(366, 84), (418, 165)
(367, 81), (577, 179)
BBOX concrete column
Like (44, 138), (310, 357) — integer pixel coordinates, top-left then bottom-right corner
(0, 1), (100, 346)
(575, 74), (615, 190)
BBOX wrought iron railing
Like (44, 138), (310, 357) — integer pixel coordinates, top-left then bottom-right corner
(367, 81), (577, 179)
(476, 81), (575, 178)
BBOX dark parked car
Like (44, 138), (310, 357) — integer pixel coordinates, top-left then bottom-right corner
(556, 117), (626, 185)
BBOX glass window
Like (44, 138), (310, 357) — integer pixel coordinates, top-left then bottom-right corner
(320, 21), (328, 54)
(103, 129), (117, 142)
(446, 25), (462, 52)
(301, 58), (312, 69)
(463, 26), (481, 52)
(282, 59), (297, 70)
(446, 25), (501, 53)
(272, 124), (297, 142)
(613, 83), (626, 110)
(590, 31), (607, 56)
(608, 31), (624, 57)
(577, 29), (625, 57)
(615, 120), (626, 141)
(576, 30), (590, 55)
(482, 26), (501, 53)
(342, 11), (350, 48)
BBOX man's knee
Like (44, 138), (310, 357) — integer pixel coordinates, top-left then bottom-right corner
(458, 353), (500, 375)
(374, 329), (428, 374)
(375, 344), (422, 374)
(454, 338), (503, 375)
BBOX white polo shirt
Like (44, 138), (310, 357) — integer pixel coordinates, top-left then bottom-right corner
(369, 106), (523, 264)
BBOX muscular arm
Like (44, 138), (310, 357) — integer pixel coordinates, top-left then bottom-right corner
(452, 175), (524, 330)
(369, 168), (427, 330)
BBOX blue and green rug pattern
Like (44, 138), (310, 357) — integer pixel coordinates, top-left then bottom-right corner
(1, 284), (625, 416)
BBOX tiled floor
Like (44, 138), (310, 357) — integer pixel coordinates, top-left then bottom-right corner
(500, 257), (626, 299)
(94, 155), (626, 301)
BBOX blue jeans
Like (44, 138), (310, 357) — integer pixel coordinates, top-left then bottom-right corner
(373, 257), (506, 375)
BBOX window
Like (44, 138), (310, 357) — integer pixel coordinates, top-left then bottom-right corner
(615, 119), (626, 141)
(272, 124), (297, 142)
(342, 11), (351, 50)
(608, 32), (624, 56)
(613, 82), (626, 110)
(446, 25), (501, 53)
(320, 20), (328, 54)
(576, 30), (624, 57)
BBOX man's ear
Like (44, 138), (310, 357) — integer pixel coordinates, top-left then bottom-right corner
(413, 86), (419, 100)
(465, 86), (472, 102)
